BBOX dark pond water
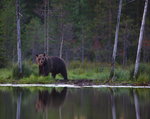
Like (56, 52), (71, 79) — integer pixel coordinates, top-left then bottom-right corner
(0, 86), (150, 119)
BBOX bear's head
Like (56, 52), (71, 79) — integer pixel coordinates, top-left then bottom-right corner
(36, 53), (46, 66)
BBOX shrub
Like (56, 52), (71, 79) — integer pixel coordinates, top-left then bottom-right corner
(137, 73), (150, 83)
(129, 63), (150, 80)
(12, 61), (38, 79)
(115, 68), (129, 81)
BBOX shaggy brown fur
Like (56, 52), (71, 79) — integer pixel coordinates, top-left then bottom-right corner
(36, 53), (68, 80)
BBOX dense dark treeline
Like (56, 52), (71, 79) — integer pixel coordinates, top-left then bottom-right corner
(0, 0), (150, 67)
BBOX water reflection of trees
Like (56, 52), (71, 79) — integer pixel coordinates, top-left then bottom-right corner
(109, 88), (141, 119)
(110, 88), (116, 119)
(14, 88), (27, 119)
(16, 93), (22, 119)
(133, 90), (140, 119)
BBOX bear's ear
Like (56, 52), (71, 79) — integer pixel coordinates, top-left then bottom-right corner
(36, 54), (38, 57)
(43, 53), (46, 56)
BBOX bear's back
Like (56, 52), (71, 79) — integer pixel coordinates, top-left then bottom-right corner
(47, 56), (66, 73)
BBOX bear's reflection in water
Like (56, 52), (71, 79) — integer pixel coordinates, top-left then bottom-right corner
(36, 87), (67, 112)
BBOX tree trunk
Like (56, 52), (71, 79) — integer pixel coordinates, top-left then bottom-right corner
(123, 22), (128, 66)
(133, 0), (148, 79)
(108, 0), (112, 40)
(16, 0), (22, 74)
(109, 0), (122, 81)
(108, 0), (112, 63)
(81, 28), (84, 63)
(59, 32), (64, 58)
(59, 8), (64, 58)
(46, 0), (49, 55)
(32, 40), (35, 62)
(123, 37), (127, 66)
(44, 0), (47, 54)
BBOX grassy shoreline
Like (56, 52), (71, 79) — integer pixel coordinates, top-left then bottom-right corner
(0, 61), (149, 85)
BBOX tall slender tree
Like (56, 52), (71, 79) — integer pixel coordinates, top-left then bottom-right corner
(44, 0), (47, 54)
(16, 0), (22, 74)
(46, 0), (49, 55)
(109, 0), (123, 81)
(81, 27), (84, 63)
(59, 3), (65, 58)
(133, 0), (148, 79)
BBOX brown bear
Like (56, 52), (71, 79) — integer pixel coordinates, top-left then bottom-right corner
(36, 53), (68, 80)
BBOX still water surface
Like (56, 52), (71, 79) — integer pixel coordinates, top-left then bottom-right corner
(0, 86), (150, 119)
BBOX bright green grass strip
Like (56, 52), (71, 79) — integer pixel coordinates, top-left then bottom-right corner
(0, 62), (149, 84)
(20, 75), (54, 84)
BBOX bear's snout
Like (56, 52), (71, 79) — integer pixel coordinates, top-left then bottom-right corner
(39, 61), (44, 65)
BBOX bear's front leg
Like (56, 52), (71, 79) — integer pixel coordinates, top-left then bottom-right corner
(39, 66), (44, 76)
(43, 65), (49, 76)
(39, 65), (48, 76)
(51, 73), (56, 79)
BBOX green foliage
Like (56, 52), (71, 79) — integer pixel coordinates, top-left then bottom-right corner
(68, 61), (110, 80)
(0, 68), (12, 79)
(23, 18), (44, 58)
(130, 63), (150, 80)
(0, 0), (16, 60)
(0, 6), (7, 67)
(115, 68), (130, 81)
(136, 73), (150, 84)
(0, 39), (7, 68)
(12, 61), (38, 79)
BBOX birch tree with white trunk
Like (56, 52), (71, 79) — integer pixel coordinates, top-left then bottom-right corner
(109, 0), (123, 81)
(133, 0), (148, 79)
(59, 7), (64, 58)
(16, 0), (22, 74)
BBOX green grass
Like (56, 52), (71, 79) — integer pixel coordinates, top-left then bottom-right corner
(68, 61), (110, 81)
(130, 63), (150, 84)
(0, 61), (149, 84)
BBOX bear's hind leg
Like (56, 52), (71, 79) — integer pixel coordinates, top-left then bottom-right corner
(61, 70), (68, 81)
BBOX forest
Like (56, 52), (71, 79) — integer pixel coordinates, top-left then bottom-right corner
(0, 0), (150, 83)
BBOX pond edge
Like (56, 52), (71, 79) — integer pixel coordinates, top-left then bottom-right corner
(0, 84), (150, 88)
